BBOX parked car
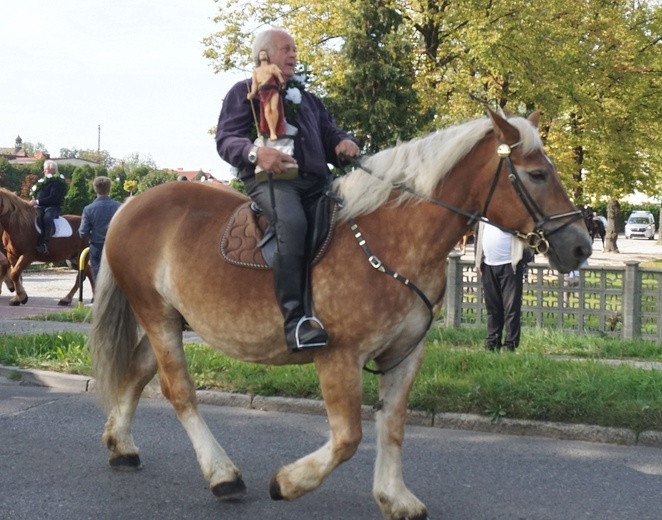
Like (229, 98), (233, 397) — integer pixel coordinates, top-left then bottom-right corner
(625, 211), (656, 240)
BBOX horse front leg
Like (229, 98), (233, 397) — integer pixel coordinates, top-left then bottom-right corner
(146, 324), (246, 500)
(269, 350), (363, 501)
(7, 255), (28, 305)
(373, 340), (428, 520)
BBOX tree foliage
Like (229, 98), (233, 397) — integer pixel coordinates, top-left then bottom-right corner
(205, 0), (662, 206)
(63, 165), (95, 215)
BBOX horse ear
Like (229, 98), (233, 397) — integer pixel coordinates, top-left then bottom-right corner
(487, 108), (520, 145)
(528, 110), (541, 128)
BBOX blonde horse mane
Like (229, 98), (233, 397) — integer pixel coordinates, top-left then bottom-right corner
(333, 114), (543, 221)
(0, 188), (37, 234)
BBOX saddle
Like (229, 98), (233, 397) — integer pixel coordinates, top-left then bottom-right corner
(34, 216), (73, 238)
(220, 194), (339, 269)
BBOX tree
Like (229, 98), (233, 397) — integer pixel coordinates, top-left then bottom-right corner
(324, 0), (426, 153)
(109, 166), (129, 201)
(123, 180), (138, 196)
(136, 170), (177, 194)
(63, 166), (94, 215)
(21, 142), (48, 157)
(60, 147), (115, 169)
(205, 0), (662, 219)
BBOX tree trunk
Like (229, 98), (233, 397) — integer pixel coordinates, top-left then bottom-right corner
(604, 199), (620, 253)
(657, 201), (662, 246)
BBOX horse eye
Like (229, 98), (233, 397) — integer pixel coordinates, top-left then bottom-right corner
(528, 169), (546, 181)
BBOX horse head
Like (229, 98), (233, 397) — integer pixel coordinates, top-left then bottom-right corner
(473, 109), (591, 273)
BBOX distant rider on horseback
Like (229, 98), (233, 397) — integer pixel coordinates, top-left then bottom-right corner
(30, 160), (66, 255)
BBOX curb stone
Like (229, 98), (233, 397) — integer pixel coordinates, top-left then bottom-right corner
(1, 364), (660, 449)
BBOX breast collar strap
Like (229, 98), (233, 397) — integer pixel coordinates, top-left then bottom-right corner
(348, 218), (442, 376)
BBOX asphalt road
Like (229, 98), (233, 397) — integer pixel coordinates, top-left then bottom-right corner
(2, 380), (662, 520)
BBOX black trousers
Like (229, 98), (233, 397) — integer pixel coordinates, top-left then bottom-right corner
(481, 261), (524, 349)
(37, 207), (60, 243)
(243, 173), (328, 256)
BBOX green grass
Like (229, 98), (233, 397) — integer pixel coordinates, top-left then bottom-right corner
(31, 307), (93, 323)
(2, 325), (662, 433)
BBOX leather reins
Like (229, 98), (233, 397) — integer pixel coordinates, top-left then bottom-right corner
(340, 140), (583, 375)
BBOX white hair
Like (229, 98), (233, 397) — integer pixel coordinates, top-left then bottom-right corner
(43, 160), (58, 172)
(251, 28), (289, 65)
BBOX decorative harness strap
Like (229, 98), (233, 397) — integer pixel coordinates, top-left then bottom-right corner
(339, 139), (583, 375)
(348, 218), (443, 375)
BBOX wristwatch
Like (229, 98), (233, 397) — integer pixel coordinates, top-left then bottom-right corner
(247, 145), (259, 165)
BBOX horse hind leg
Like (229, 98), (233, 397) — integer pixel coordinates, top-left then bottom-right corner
(102, 333), (158, 470)
(269, 352), (364, 501)
(373, 341), (428, 520)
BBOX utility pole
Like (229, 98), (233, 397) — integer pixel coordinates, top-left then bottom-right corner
(98, 125), (101, 152)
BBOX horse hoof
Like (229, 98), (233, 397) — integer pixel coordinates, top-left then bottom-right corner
(269, 475), (284, 501)
(211, 478), (247, 501)
(109, 454), (142, 471)
(403, 513), (429, 520)
(57, 300), (71, 306)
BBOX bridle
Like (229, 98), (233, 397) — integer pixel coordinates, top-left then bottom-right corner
(340, 139), (583, 375)
(345, 141), (582, 256)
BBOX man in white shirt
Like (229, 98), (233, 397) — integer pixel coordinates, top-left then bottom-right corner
(475, 221), (531, 351)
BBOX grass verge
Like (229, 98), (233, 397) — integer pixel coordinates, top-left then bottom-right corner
(1, 325), (661, 433)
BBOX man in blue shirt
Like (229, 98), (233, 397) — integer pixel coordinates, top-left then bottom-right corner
(78, 176), (122, 280)
(215, 28), (360, 353)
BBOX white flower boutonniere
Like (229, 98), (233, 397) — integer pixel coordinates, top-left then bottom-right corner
(283, 74), (305, 121)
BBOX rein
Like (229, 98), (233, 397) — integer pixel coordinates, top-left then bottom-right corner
(341, 140), (583, 375)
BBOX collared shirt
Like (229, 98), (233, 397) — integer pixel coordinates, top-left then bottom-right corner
(78, 196), (122, 245)
(215, 79), (357, 181)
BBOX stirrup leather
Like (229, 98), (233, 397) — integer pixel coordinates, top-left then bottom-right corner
(294, 316), (327, 349)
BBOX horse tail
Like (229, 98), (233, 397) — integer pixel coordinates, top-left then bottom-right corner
(89, 250), (139, 413)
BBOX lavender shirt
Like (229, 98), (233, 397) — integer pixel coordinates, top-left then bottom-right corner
(215, 79), (357, 181)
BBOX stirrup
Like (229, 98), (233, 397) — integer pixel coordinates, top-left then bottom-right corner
(294, 316), (327, 350)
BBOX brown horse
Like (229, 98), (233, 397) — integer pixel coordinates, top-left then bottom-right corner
(0, 229), (14, 295)
(0, 188), (94, 306)
(90, 110), (591, 519)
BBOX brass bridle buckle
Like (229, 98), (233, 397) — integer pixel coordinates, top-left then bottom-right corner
(525, 231), (550, 255)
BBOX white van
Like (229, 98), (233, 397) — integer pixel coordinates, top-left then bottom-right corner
(625, 211), (656, 240)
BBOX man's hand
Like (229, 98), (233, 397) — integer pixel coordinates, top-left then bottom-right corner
(335, 139), (360, 159)
(256, 147), (298, 176)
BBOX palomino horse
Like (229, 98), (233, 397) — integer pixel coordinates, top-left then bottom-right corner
(0, 188), (94, 306)
(90, 110), (591, 519)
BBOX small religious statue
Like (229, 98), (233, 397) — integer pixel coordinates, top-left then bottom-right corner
(246, 49), (298, 182)
(247, 50), (286, 141)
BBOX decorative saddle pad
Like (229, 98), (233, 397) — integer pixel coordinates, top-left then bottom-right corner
(220, 197), (338, 269)
(34, 217), (73, 238)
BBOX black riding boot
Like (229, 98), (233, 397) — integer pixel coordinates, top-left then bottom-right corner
(272, 254), (328, 353)
(36, 225), (53, 255)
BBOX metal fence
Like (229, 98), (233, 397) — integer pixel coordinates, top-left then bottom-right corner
(442, 253), (662, 341)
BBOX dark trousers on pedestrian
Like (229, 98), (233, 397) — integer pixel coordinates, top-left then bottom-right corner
(89, 242), (103, 281)
(482, 261), (524, 350)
